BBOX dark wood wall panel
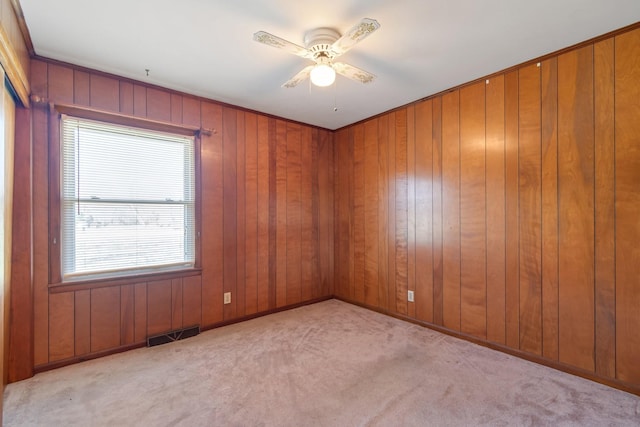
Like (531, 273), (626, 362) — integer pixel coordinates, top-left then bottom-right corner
(24, 59), (333, 373)
(332, 26), (640, 392)
(485, 75), (506, 345)
(459, 82), (487, 339)
(558, 46), (595, 372)
(614, 27), (640, 384)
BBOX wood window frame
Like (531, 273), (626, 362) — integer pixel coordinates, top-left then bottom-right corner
(47, 104), (203, 290)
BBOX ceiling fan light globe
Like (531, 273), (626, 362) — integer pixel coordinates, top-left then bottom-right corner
(310, 64), (336, 87)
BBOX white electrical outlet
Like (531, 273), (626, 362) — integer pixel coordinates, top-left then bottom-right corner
(408, 290), (414, 302)
(224, 292), (231, 304)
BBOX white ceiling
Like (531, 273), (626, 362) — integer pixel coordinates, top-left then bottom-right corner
(19, 0), (640, 130)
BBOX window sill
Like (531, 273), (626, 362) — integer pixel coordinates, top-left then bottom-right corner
(48, 268), (202, 293)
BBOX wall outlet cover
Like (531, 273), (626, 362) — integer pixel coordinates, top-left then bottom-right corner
(224, 292), (231, 304)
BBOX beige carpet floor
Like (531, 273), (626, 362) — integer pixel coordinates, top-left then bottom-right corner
(4, 299), (639, 426)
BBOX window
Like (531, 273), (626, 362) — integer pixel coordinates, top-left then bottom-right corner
(60, 116), (195, 281)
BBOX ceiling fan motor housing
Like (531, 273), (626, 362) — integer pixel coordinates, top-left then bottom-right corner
(304, 28), (341, 60)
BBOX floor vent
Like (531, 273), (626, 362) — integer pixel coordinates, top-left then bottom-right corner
(147, 325), (200, 347)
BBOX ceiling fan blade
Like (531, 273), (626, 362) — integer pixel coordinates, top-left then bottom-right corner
(282, 65), (315, 88)
(333, 62), (376, 84)
(331, 18), (380, 56)
(253, 31), (312, 59)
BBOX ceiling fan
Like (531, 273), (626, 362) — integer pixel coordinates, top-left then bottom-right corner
(253, 18), (380, 88)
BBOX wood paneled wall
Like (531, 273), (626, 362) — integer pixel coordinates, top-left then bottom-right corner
(20, 58), (333, 373)
(334, 27), (640, 390)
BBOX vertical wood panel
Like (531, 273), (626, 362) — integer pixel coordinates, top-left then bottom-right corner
(235, 112), (246, 317)
(432, 97), (444, 326)
(133, 85), (146, 117)
(200, 101), (224, 326)
(89, 74), (119, 112)
(395, 109), (409, 315)
(364, 119), (379, 307)
(387, 113), (396, 311)
(182, 97), (201, 128)
(134, 283), (147, 343)
(73, 70), (90, 106)
(146, 87), (171, 122)
(90, 287), (120, 353)
(182, 276), (202, 328)
(353, 124), (365, 303)
(318, 130), (334, 297)
(441, 92), (461, 331)
(558, 46), (595, 371)
(614, 28), (640, 384)
(223, 108), (238, 319)
(459, 82), (487, 339)
(120, 285), (134, 346)
(256, 116), (270, 312)
(593, 38), (616, 378)
(245, 112), (259, 314)
(300, 127), (314, 302)
(171, 279), (183, 330)
(541, 58), (559, 360)
(74, 290), (90, 356)
(146, 280), (172, 336)
(406, 106), (416, 318)
(377, 116), (389, 311)
(47, 64), (73, 103)
(485, 76), (506, 344)
(275, 120), (288, 307)
(286, 123), (302, 305)
(334, 129), (349, 298)
(48, 293), (74, 362)
(414, 101), (434, 323)
(518, 63), (542, 355)
(119, 82), (134, 115)
(170, 93), (183, 124)
(504, 71), (520, 349)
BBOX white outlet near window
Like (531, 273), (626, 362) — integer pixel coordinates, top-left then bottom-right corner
(224, 292), (231, 304)
(408, 290), (414, 302)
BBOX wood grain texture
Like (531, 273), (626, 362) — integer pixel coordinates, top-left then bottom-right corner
(406, 106), (416, 319)
(275, 120), (288, 307)
(614, 27), (640, 384)
(170, 93), (183, 124)
(257, 115), (271, 312)
(541, 58), (559, 361)
(558, 46), (595, 372)
(431, 97), (444, 326)
(74, 290), (90, 356)
(459, 82), (487, 339)
(120, 285), (135, 346)
(353, 123), (365, 304)
(387, 113), (396, 312)
(89, 74), (119, 112)
(133, 85), (146, 117)
(171, 279), (183, 330)
(441, 91), (461, 331)
(300, 127), (314, 302)
(414, 100), (433, 323)
(235, 112), (246, 317)
(286, 123), (302, 305)
(200, 101), (223, 326)
(146, 280), (172, 336)
(485, 76), (506, 345)
(504, 70), (520, 350)
(182, 275), (202, 328)
(364, 119), (379, 307)
(48, 292), (74, 362)
(134, 283), (147, 343)
(593, 38), (616, 378)
(48, 64), (73, 104)
(244, 112), (259, 315)
(90, 287), (120, 353)
(394, 109), (409, 316)
(222, 107), (238, 319)
(317, 129), (334, 297)
(73, 70), (90, 106)
(377, 115), (389, 311)
(518, 63), (542, 356)
(334, 129), (350, 299)
(119, 81), (134, 115)
(146, 87), (171, 122)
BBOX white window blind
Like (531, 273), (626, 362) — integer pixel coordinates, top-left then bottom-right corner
(61, 116), (195, 280)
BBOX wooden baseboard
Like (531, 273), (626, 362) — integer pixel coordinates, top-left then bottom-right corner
(333, 295), (640, 397)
